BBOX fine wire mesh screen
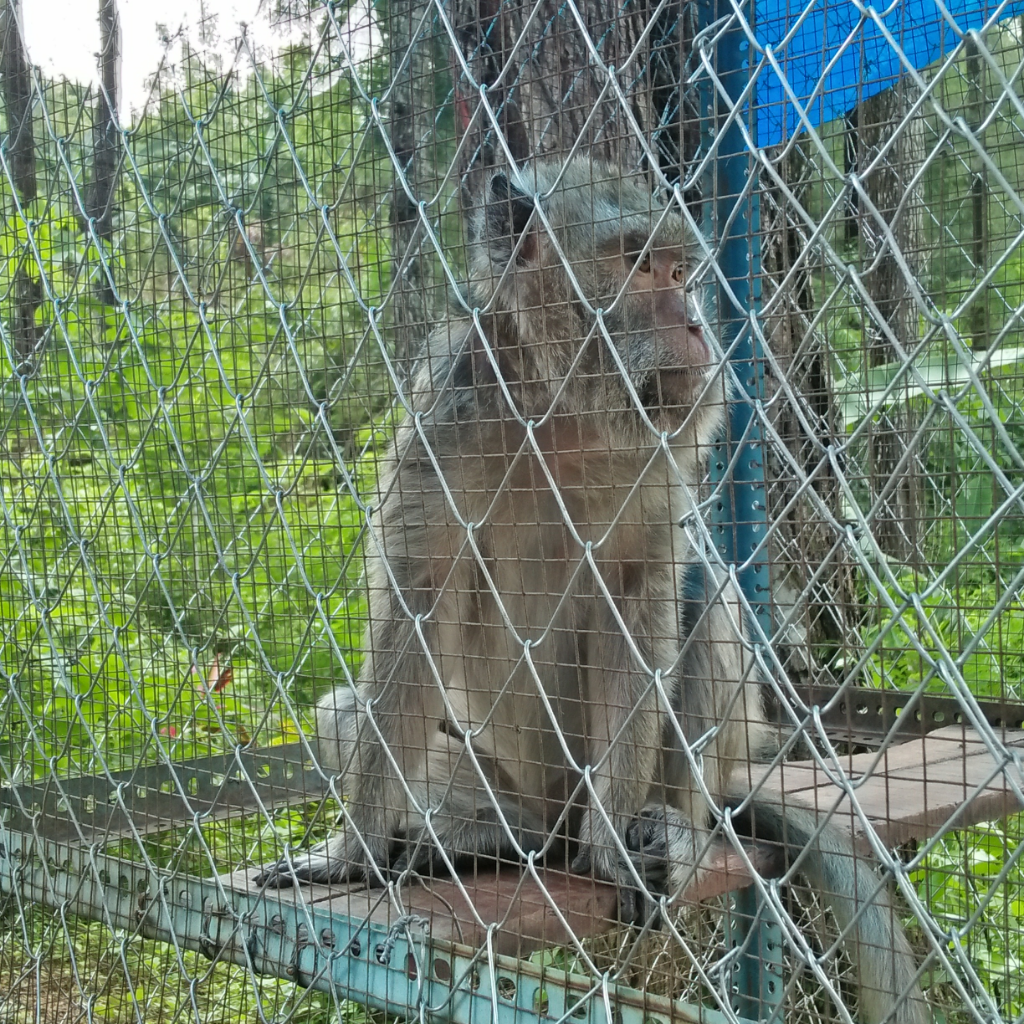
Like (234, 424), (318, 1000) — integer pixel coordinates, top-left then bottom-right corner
(1, 1), (1024, 1024)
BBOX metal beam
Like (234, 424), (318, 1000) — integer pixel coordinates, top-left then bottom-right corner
(726, 882), (785, 1022)
(703, 0), (771, 634)
(0, 827), (764, 1024)
(0, 743), (322, 842)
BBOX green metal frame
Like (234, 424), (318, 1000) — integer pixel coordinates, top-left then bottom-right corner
(0, 824), (782, 1024)
(727, 882), (785, 1022)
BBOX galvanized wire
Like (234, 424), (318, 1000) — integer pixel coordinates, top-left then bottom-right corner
(3, 1), (1024, 1023)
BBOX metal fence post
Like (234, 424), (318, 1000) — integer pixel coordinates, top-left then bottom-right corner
(702, 0), (771, 635)
(700, 7), (776, 1011)
(726, 884), (785, 1022)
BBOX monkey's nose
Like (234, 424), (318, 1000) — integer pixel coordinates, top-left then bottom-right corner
(686, 324), (709, 364)
(658, 322), (709, 371)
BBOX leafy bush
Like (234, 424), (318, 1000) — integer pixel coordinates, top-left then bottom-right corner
(910, 817), (1024, 1019)
(857, 566), (1024, 698)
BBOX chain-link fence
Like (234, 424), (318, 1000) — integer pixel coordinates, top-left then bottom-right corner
(3, 0), (1024, 1022)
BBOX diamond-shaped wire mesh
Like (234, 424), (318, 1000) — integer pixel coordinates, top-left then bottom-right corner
(2, 1), (1024, 1023)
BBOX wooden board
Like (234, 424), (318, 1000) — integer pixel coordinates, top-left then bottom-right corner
(228, 727), (1024, 954)
(752, 725), (1024, 850)
(226, 840), (781, 957)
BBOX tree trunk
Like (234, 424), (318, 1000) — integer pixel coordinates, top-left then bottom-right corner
(842, 107), (858, 242)
(450, 0), (666, 194)
(1, 0), (34, 202)
(761, 144), (855, 679)
(1, 0), (39, 359)
(854, 84), (927, 568)
(84, 0), (121, 305)
(966, 33), (990, 350)
(385, 0), (448, 380)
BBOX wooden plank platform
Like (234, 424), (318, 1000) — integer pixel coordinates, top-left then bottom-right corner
(227, 727), (1024, 956)
(751, 725), (1024, 850)
(228, 841), (780, 957)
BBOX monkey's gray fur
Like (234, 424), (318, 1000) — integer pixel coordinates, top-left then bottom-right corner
(260, 159), (927, 1024)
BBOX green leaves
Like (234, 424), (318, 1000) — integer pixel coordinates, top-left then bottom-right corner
(859, 570), (1022, 697)
(910, 820), (1024, 1016)
(0, 194), (386, 776)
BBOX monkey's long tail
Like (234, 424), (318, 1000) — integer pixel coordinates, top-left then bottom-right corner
(729, 798), (930, 1024)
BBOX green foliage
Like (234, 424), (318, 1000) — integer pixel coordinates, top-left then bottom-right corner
(910, 817), (1024, 1018)
(0, 34), (401, 1024)
(105, 791), (344, 879)
(0, 43), (396, 779)
(819, 213), (1024, 1017)
(857, 565), (1024, 697)
(0, 335), (384, 775)
(823, 311), (1024, 702)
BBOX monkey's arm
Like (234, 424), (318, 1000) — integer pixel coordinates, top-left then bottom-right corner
(568, 575), (684, 922)
(671, 563), (773, 807)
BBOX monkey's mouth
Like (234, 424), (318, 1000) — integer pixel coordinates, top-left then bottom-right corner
(637, 368), (706, 409)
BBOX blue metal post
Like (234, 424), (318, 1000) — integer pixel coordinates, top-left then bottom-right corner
(726, 884), (785, 1021)
(702, 0), (771, 635)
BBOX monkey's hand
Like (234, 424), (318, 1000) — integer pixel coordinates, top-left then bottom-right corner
(571, 807), (704, 924)
(255, 830), (388, 889)
(626, 806), (705, 892)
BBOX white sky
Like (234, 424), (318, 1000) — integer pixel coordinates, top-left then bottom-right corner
(21, 0), (377, 120)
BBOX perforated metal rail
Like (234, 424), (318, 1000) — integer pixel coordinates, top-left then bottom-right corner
(0, 824), (782, 1024)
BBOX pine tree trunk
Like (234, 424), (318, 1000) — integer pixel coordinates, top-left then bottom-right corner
(450, 0), (664, 193)
(1, 0), (39, 359)
(385, 0), (448, 378)
(855, 84), (927, 568)
(761, 145), (855, 678)
(966, 33), (990, 350)
(84, 0), (121, 305)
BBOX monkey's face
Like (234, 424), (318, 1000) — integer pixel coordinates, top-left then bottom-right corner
(603, 238), (711, 412)
(472, 160), (727, 445)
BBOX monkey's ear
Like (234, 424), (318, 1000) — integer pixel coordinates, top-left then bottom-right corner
(486, 173), (537, 261)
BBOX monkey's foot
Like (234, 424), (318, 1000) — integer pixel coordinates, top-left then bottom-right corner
(569, 807), (704, 924)
(626, 806), (705, 895)
(255, 837), (387, 889)
(570, 826), (664, 926)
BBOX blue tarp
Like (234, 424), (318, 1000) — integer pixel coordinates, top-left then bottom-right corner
(755, 0), (1024, 147)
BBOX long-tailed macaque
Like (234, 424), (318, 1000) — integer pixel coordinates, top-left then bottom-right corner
(261, 160), (927, 1024)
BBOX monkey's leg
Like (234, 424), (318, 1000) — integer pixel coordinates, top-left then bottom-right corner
(571, 565), (771, 921)
(258, 618), (439, 888)
(255, 716), (404, 888)
(389, 721), (555, 875)
(570, 597), (677, 923)
(393, 797), (550, 876)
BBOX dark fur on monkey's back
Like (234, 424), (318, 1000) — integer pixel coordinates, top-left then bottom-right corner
(259, 159), (929, 1024)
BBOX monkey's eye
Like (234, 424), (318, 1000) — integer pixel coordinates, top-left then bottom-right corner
(672, 263), (686, 283)
(634, 253), (651, 274)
